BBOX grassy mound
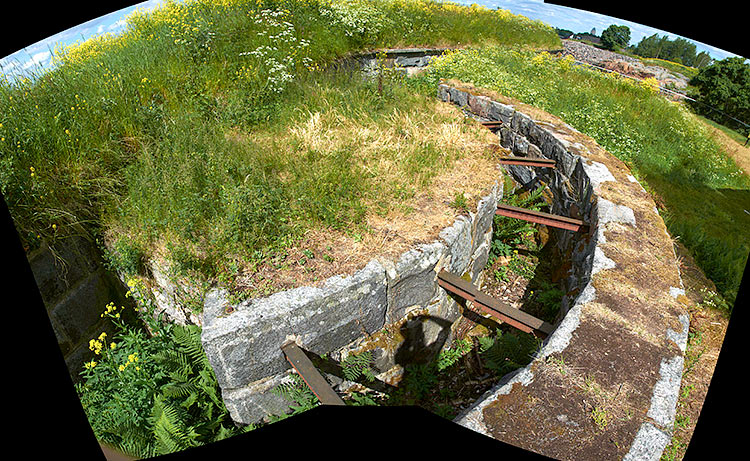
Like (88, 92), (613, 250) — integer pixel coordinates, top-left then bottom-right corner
(0, 0), (558, 296)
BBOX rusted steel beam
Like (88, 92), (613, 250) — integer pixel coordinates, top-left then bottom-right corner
(281, 341), (346, 406)
(496, 204), (588, 233)
(481, 120), (504, 130)
(437, 270), (554, 338)
(498, 156), (556, 168)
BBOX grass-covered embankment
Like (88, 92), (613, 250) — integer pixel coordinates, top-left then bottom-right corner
(410, 47), (749, 304)
(0, 2), (561, 457)
(0, 0), (558, 296)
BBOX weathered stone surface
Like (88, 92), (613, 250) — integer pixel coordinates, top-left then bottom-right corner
(469, 229), (493, 282)
(439, 215), (473, 275)
(201, 259), (388, 389)
(511, 133), (529, 155)
(468, 93), (492, 118)
(383, 242), (447, 324)
(447, 87), (468, 108)
(489, 100), (515, 124)
(222, 373), (295, 424)
(28, 236), (101, 307)
(470, 183), (500, 253)
(394, 55), (432, 67)
(49, 268), (121, 346)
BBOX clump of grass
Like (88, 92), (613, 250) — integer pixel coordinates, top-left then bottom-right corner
(414, 46), (749, 304)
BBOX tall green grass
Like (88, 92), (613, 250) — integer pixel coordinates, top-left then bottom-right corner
(0, 0), (559, 285)
(412, 47), (749, 304)
(0, 0), (557, 261)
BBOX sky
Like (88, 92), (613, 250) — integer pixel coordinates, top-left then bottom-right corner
(0, 0), (744, 80)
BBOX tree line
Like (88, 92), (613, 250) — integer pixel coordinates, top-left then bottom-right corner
(557, 26), (712, 68)
(556, 25), (749, 135)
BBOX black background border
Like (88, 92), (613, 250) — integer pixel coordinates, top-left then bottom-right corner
(2, 1), (746, 459)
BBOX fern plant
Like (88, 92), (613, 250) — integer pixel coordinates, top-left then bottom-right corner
(480, 329), (541, 377)
(341, 350), (376, 382)
(76, 301), (251, 459)
(269, 373), (320, 421)
(488, 186), (547, 266)
(436, 338), (473, 371)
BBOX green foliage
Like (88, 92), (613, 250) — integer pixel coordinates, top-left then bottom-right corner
(75, 295), (250, 459)
(341, 350), (377, 382)
(487, 186), (545, 266)
(0, 0), (558, 256)
(479, 329), (541, 377)
(631, 33), (712, 68)
(270, 373), (320, 421)
(347, 391), (380, 406)
(688, 57), (750, 134)
(533, 282), (565, 319)
(400, 362), (439, 400)
(104, 238), (146, 276)
(697, 287), (733, 313)
(450, 191), (469, 212)
(600, 25), (630, 51)
(415, 45), (749, 304)
(436, 338), (473, 371)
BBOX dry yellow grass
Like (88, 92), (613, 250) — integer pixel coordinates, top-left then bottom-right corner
(222, 95), (505, 294)
(698, 121), (750, 175)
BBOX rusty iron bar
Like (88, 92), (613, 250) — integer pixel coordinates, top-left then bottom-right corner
(481, 120), (504, 130)
(498, 156), (556, 168)
(496, 203), (588, 233)
(437, 270), (554, 338)
(281, 341), (346, 406)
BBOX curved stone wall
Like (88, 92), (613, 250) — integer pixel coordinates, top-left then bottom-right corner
(440, 82), (689, 461)
(201, 182), (501, 424)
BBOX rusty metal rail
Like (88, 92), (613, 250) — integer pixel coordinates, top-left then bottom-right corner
(498, 156), (556, 168)
(437, 270), (554, 338)
(481, 120), (504, 130)
(496, 203), (588, 233)
(281, 341), (346, 406)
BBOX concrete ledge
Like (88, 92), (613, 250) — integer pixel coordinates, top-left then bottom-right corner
(440, 83), (688, 460)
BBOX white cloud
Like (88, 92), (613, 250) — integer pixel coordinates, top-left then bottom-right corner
(108, 19), (127, 30)
(21, 51), (51, 70)
(1, 60), (17, 72)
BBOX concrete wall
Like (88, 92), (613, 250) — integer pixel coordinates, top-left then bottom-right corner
(27, 235), (132, 382)
(201, 183), (501, 424)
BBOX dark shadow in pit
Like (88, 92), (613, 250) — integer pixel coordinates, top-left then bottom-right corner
(302, 349), (398, 395)
(514, 235), (568, 326)
(393, 314), (454, 367)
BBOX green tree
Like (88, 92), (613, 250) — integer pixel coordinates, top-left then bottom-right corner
(600, 24), (630, 51)
(694, 51), (713, 69)
(689, 57), (750, 131)
(631, 33), (710, 68)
